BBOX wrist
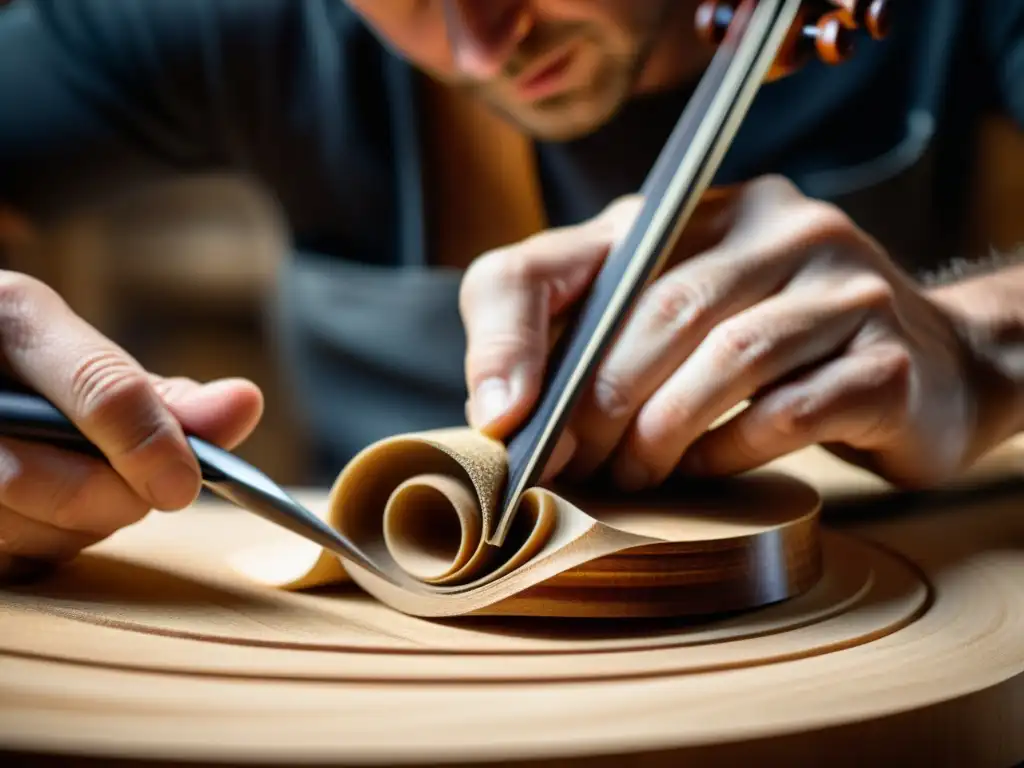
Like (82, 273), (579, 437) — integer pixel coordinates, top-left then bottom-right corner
(926, 264), (1024, 456)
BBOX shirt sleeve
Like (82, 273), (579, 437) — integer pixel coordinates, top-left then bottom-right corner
(0, 0), (306, 221)
(982, 0), (1024, 127)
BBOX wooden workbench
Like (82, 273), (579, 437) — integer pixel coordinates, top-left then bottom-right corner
(0, 437), (1021, 767)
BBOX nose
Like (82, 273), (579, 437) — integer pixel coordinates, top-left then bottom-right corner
(443, 0), (532, 79)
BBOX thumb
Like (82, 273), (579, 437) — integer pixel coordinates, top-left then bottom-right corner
(153, 376), (264, 451)
(460, 199), (640, 438)
(0, 276), (202, 511)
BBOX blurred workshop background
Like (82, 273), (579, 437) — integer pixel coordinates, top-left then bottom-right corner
(0, 0), (1022, 489)
(0, 171), (310, 485)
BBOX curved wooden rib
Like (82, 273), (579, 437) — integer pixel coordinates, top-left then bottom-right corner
(221, 426), (822, 619)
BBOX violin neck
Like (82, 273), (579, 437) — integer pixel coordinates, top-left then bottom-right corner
(490, 0), (806, 548)
(640, 0), (803, 205)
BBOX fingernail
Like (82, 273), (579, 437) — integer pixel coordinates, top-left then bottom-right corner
(473, 365), (530, 428)
(614, 457), (650, 491)
(473, 377), (511, 427)
(592, 378), (631, 418)
(146, 461), (200, 511)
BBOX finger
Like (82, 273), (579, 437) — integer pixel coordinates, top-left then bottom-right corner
(0, 436), (150, 534)
(463, 396), (577, 483)
(539, 429), (577, 485)
(564, 238), (794, 478)
(460, 199), (640, 437)
(680, 341), (911, 477)
(563, 180), (848, 478)
(610, 275), (877, 489)
(0, 506), (103, 562)
(0, 273), (201, 511)
(152, 376), (264, 450)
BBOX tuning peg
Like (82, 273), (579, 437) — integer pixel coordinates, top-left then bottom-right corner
(829, 0), (891, 40)
(863, 0), (891, 40)
(694, 1), (880, 77)
(694, 0), (735, 46)
(802, 10), (856, 65)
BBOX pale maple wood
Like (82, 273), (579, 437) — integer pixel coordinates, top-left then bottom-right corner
(1, 436), (1023, 766)
(0, 524), (922, 681)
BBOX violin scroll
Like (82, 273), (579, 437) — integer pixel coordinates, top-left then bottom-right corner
(696, 0), (891, 77)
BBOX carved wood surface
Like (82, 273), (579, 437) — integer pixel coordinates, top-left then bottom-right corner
(1, 438), (1023, 766)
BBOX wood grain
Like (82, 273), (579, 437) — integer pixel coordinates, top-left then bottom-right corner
(0, 437), (1022, 766)
(224, 426), (822, 618)
(0, 525), (920, 683)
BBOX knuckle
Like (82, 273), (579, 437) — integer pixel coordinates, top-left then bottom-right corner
(726, 419), (772, 462)
(849, 346), (913, 444)
(644, 276), (710, 333)
(459, 246), (524, 313)
(768, 393), (819, 439)
(0, 271), (54, 350)
(465, 334), (536, 382)
(753, 173), (801, 198)
(873, 345), (913, 398)
(591, 369), (635, 418)
(708, 320), (769, 372)
(462, 219), (614, 322)
(69, 353), (177, 459)
(462, 245), (533, 296)
(799, 201), (858, 245)
(848, 273), (897, 313)
(500, 249), (552, 288)
(602, 193), (643, 218)
(641, 395), (695, 446)
(70, 351), (151, 421)
(600, 194), (643, 239)
(464, 244), (505, 280)
(459, 253), (496, 315)
(0, 270), (50, 305)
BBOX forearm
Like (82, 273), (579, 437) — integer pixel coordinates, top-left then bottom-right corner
(926, 256), (1024, 452)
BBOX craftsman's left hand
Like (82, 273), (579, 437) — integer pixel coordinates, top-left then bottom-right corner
(460, 175), (1007, 489)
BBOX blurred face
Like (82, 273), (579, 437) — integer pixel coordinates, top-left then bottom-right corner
(345, 1), (700, 140)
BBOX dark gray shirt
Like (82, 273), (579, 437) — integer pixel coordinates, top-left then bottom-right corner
(0, 0), (1022, 479)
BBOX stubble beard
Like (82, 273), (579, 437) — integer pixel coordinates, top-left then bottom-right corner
(441, 2), (678, 142)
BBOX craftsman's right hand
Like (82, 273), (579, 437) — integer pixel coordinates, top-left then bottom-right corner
(0, 271), (264, 577)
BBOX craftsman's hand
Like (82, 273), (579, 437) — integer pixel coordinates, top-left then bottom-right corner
(460, 175), (1014, 489)
(0, 271), (263, 577)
